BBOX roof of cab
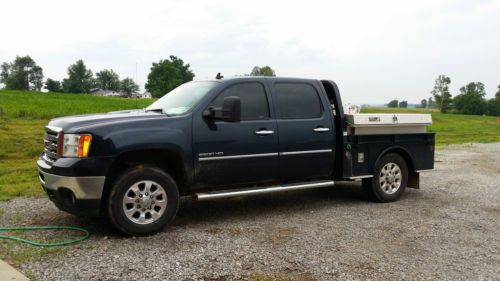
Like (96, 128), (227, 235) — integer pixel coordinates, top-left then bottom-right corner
(195, 76), (319, 84)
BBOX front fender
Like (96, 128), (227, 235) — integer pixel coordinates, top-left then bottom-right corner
(103, 126), (189, 156)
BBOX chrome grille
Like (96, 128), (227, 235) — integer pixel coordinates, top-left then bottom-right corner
(43, 126), (62, 163)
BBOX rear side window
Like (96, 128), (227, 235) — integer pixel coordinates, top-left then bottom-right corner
(210, 82), (270, 120)
(274, 83), (322, 119)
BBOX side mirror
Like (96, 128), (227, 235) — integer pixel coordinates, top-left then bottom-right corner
(221, 96), (241, 122)
(203, 96), (241, 122)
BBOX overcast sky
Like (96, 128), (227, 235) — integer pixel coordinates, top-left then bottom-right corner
(2, 0), (499, 104)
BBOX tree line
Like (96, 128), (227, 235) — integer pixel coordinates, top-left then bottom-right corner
(387, 75), (500, 116)
(1, 56), (140, 96)
(1, 55), (277, 98)
(430, 75), (499, 116)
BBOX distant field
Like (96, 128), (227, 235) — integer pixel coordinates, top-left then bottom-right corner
(0, 91), (499, 200)
(362, 107), (500, 145)
(0, 90), (153, 119)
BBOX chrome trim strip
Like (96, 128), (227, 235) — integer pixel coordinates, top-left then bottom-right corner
(38, 158), (52, 169)
(195, 180), (334, 201)
(45, 126), (62, 133)
(279, 149), (333, 156)
(199, 149), (333, 161)
(348, 175), (374, 179)
(38, 169), (105, 199)
(416, 169), (434, 173)
(199, 152), (279, 161)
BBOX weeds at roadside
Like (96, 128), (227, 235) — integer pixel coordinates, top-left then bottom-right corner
(0, 241), (68, 267)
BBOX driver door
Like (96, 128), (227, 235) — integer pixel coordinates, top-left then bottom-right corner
(193, 81), (278, 187)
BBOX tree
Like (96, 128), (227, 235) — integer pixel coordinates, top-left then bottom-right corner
(29, 65), (44, 91)
(484, 83), (500, 116)
(0, 63), (9, 87)
(420, 99), (427, 108)
(44, 78), (62, 92)
(431, 75), (452, 113)
(250, 66), (276, 76)
(62, 60), (95, 93)
(0, 55), (44, 91)
(453, 82), (487, 115)
(95, 69), (120, 91)
(399, 100), (408, 108)
(170, 56), (195, 83)
(428, 97), (434, 108)
(486, 96), (500, 116)
(387, 99), (399, 108)
(120, 78), (139, 97)
(491, 85), (500, 115)
(145, 55), (195, 98)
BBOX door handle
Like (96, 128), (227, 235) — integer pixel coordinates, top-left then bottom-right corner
(255, 129), (275, 136)
(313, 127), (330, 132)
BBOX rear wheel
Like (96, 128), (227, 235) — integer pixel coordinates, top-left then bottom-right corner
(363, 153), (408, 202)
(106, 165), (179, 236)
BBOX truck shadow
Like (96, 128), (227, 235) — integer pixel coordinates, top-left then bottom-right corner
(76, 181), (421, 237)
(173, 182), (369, 226)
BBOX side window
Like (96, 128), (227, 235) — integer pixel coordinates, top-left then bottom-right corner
(275, 83), (322, 119)
(210, 82), (270, 121)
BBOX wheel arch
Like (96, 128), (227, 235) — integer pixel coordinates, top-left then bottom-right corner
(373, 146), (419, 189)
(373, 146), (416, 173)
(101, 148), (190, 211)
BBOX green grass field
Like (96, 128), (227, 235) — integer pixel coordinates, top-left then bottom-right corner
(0, 90), (153, 201)
(0, 90), (499, 201)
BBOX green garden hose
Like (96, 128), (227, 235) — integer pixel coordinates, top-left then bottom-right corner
(0, 226), (90, 247)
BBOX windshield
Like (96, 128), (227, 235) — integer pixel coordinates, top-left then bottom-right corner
(146, 81), (219, 115)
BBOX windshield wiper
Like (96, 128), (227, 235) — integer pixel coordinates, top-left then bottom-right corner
(145, 108), (170, 116)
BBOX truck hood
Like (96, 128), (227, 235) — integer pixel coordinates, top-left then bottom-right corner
(48, 110), (165, 132)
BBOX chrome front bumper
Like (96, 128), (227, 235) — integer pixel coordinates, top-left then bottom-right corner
(38, 169), (105, 200)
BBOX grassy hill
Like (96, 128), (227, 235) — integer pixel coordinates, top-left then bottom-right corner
(0, 90), (153, 200)
(0, 90), (153, 119)
(0, 90), (499, 200)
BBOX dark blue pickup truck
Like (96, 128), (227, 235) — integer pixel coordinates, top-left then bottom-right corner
(38, 77), (435, 235)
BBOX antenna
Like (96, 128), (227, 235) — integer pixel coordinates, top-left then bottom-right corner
(215, 72), (224, 80)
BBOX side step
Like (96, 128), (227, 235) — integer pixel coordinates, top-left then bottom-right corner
(194, 180), (335, 201)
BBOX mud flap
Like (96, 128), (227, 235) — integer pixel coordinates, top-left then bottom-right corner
(408, 172), (420, 189)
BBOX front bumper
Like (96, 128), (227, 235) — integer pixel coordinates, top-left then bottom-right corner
(38, 160), (106, 216)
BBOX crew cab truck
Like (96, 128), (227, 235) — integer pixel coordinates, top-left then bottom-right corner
(38, 77), (435, 235)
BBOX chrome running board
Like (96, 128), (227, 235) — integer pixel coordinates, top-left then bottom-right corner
(194, 180), (334, 201)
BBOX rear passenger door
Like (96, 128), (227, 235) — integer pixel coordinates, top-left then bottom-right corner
(272, 81), (334, 182)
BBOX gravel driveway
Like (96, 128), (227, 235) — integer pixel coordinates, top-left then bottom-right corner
(1, 143), (499, 281)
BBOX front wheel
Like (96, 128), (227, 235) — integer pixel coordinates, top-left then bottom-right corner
(363, 153), (408, 202)
(106, 165), (179, 236)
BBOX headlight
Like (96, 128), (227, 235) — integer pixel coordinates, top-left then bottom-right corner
(62, 134), (92, 157)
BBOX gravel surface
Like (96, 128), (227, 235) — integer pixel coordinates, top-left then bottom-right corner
(1, 143), (499, 281)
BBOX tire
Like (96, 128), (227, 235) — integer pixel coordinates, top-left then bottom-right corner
(106, 165), (179, 236)
(362, 153), (408, 202)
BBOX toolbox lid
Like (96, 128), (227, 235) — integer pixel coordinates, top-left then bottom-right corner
(345, 114), (432, 127)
